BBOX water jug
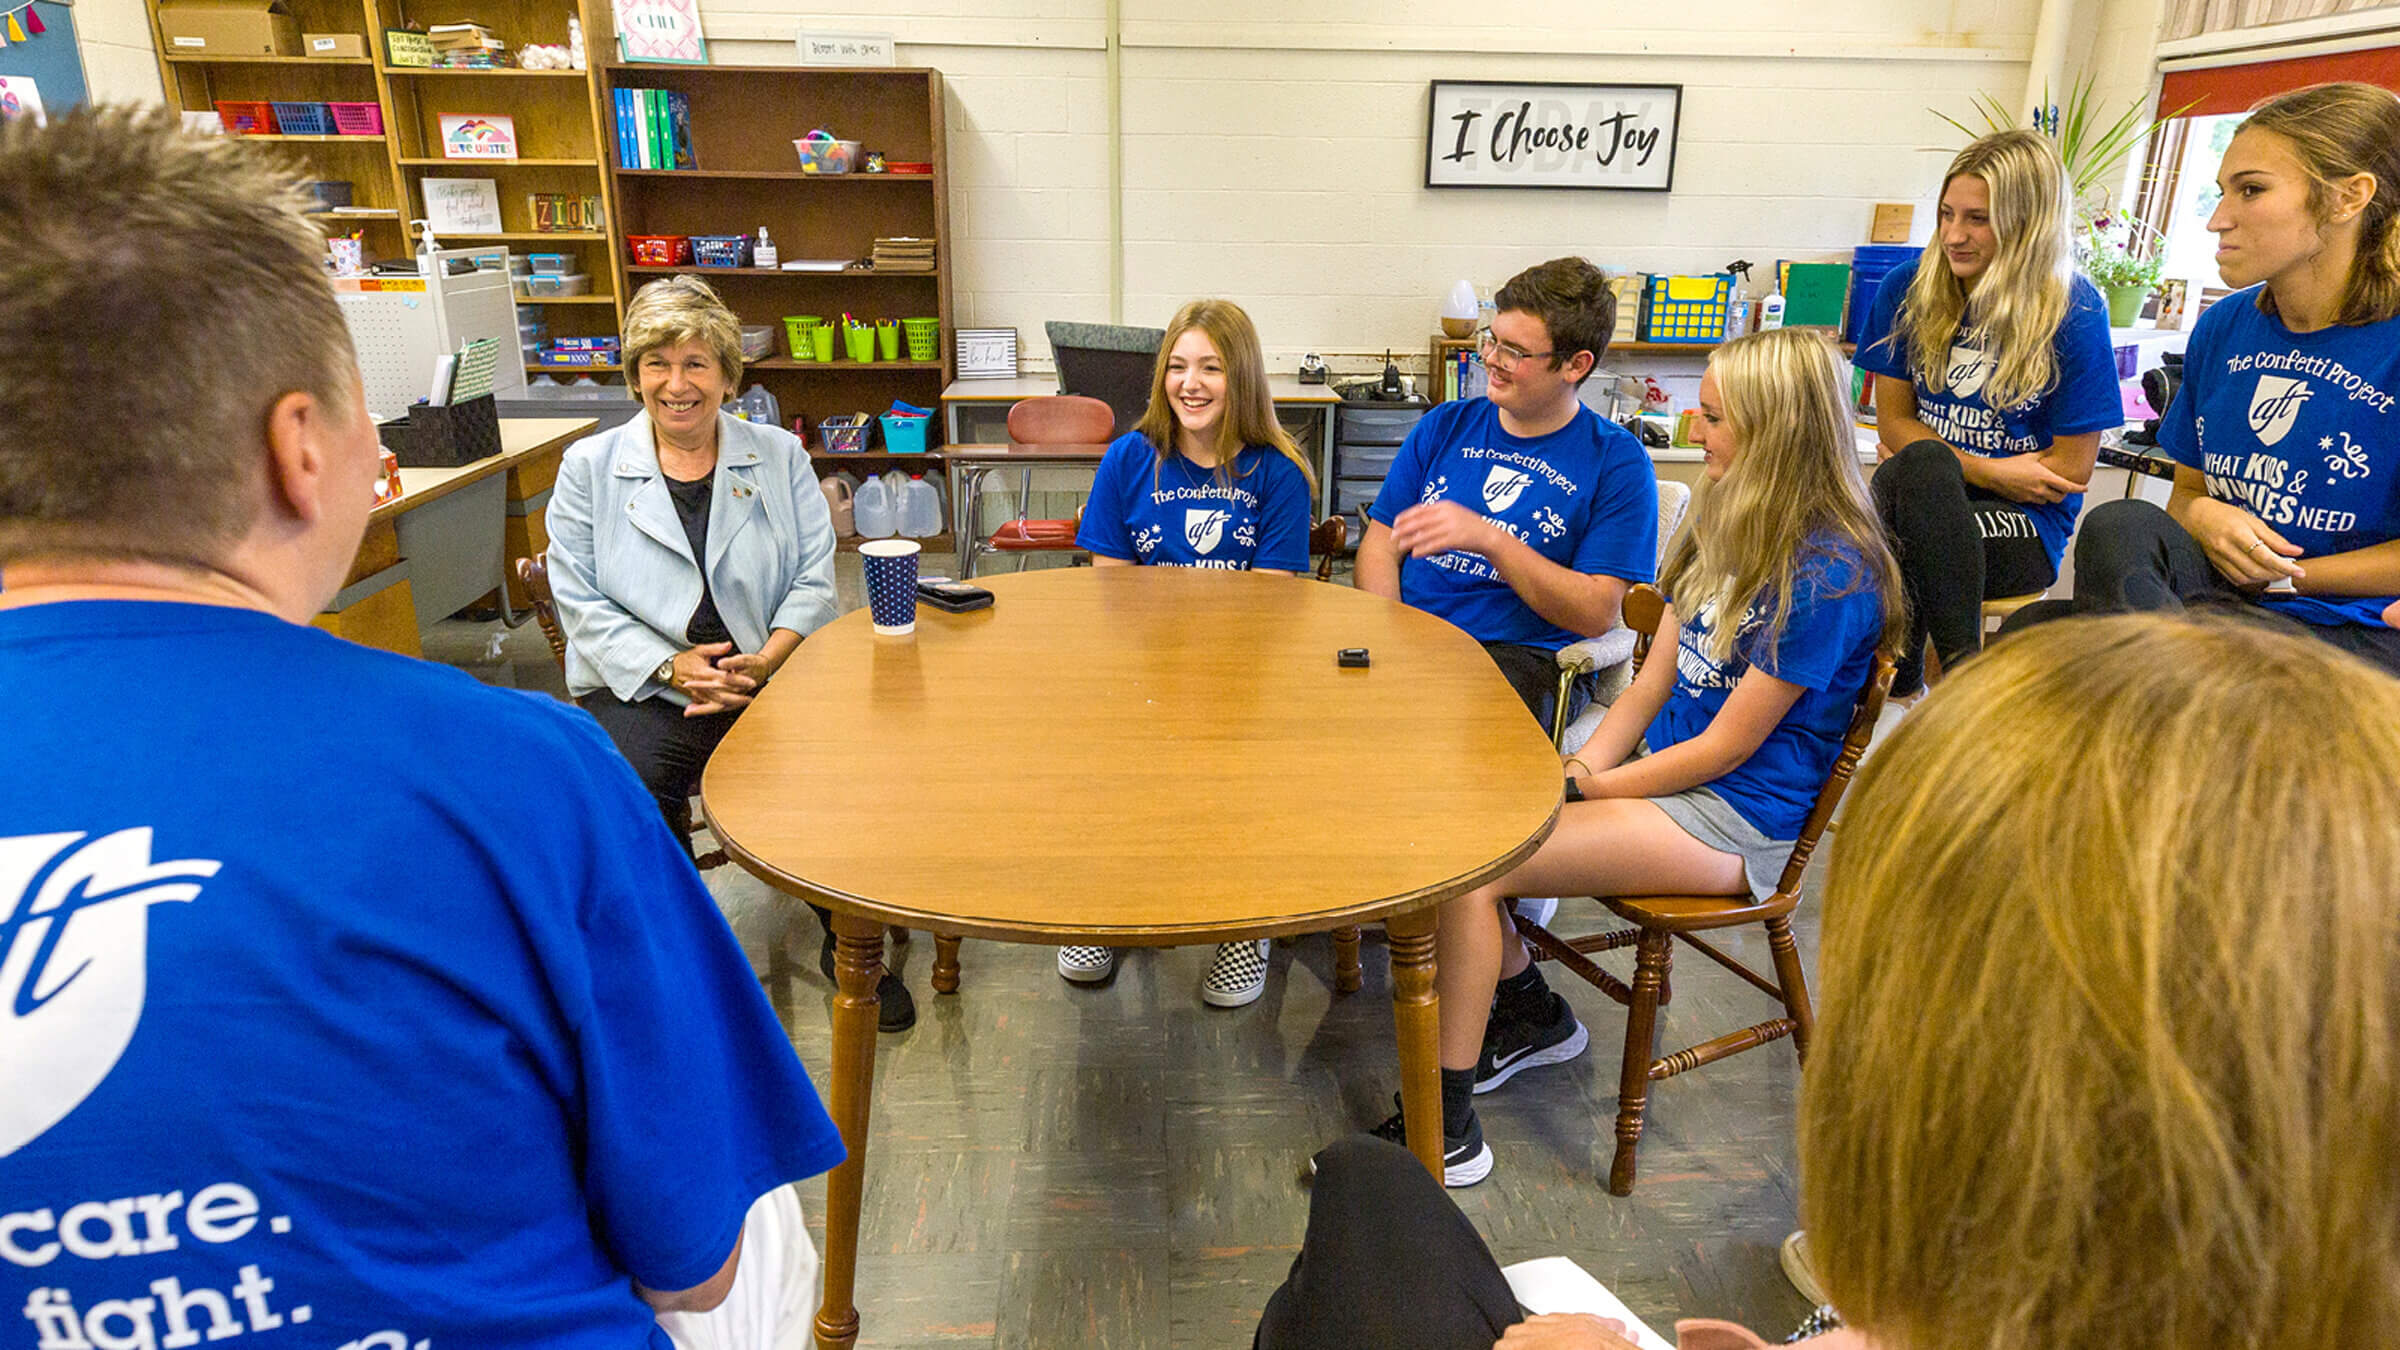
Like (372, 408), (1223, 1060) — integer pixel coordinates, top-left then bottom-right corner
(852, 473), (897, 539)
(820, 475), (856, 537)
(897, 473), (943, 538)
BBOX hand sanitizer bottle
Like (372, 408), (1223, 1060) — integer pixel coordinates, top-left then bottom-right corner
(753, 228), (779, 270)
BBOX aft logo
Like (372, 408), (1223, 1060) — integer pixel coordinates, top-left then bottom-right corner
(1184, 507), (1229, 555)
(0, 829), (218, 1157)
(1481, 465), (1533, 514)
(2249, 375), (2313, 446)
(1944, 343), (1995, 399)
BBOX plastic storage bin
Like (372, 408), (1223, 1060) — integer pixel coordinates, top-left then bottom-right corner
(738, 325), (776, 360)
(328, 101), (384, 135)
(517, 273), (592, 297)
(303, 180), (354, 210)
(820, 414), (874, 454)
(689, 234), (752, 268)
(1845, 244), (1918, 349)
(880, 412), (931, 454)
(793, 135), (861, 174)
(627, 234), (692, 266)
(213, 101), (278, 135)
(269, 102), (336, 135)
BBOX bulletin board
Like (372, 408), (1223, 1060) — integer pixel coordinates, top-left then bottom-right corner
(0, 3), (87, 114)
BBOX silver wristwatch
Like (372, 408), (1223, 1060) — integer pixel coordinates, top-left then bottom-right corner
(653, 656), (677, 689)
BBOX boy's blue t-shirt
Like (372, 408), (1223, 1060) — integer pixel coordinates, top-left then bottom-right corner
(2159, 287), (2400, 628)
(1368, 398), (1659, 650)
(1646, 540), (1885, 840)
(1856, 257), (2123, 568)
(0, 601), (845, 1346)
(1076, 432), (1314, 572)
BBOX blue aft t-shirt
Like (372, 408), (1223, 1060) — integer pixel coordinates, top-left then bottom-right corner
(1368, 398), (1660, 650)
(2160, 288), (2400, 628)
(1856, 257), (2123, 568)
(1076, 432), (1313, 571)
(1645, 540), (1885, 840)
(0, 601), (845, 1346)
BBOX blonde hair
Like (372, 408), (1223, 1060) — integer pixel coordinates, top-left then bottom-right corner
(1803, 615), (2400, 1350)
(1884, 129), (2075, 412)
(1660, 327), (1901, 665)
(1133, 299), (1315, 495)
(0, 105), (356, 569)
(2240, 82), (2400, 326)
(623, 275), (744, 387)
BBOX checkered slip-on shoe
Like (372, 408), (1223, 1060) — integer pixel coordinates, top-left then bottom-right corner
(1057, 945), (1117, 983)
(1199, 938), (1270, 1008)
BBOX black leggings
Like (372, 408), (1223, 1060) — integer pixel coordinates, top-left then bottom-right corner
(1872, 439), (2059, 693)
(577, 690), (742, 847)
(1482, 640), (1584, 731)
(1255, 1136), (1521, 1350)
(1998, 498), (2400, 677)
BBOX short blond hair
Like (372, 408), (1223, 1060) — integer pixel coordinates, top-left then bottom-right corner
(0, 106), (356, 568)
(1804, 614), (2400, 1350)
(622, 276), (743, 387)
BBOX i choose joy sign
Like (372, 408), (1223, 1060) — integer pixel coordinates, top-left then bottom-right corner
(1424, 82), (1683, 191)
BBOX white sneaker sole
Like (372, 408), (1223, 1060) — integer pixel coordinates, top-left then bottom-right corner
(1199, 940), (1270, 1008)
(1472, 1020), (1589, 1095)
(1444, 1141), (1494, 1188)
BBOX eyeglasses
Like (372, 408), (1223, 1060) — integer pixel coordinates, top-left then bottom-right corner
(1475, 328), (1563, 372)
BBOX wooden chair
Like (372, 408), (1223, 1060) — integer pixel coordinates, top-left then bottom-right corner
(1310, 515), (1348, 582)
(979, 395), (1117, 572)
(1513, 583), (1894, 1195)
(1549, 479), (1693, 746)
(516, 553), (728, 872)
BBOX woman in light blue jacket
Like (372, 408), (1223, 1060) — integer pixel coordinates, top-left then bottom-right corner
(547, 277), (914, 1028)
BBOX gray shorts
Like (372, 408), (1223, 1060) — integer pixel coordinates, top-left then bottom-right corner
(1649, 785), (1793, 902)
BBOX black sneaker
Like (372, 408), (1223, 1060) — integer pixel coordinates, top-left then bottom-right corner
(1367, 1103), (1493, 1188)
(1473, 991), (1588, 1094)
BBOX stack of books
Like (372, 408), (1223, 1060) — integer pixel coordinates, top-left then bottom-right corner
(613, 89), (696, 171)
(870, 237), (936, 273)
(428, 22), (512, 67)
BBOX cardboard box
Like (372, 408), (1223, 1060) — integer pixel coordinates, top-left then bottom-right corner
(302, 31), (366, 58)
(158, 0), (301, 55)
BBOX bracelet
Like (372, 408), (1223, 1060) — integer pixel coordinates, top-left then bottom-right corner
(1563, 756), (1592, 778)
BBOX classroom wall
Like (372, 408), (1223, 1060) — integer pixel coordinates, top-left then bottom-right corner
(73, 0), (166, 104)
(700, 0), (2076, 367)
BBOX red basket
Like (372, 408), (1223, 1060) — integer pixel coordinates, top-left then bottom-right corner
(328, 102), (384, 135)
(627, 234), (691, 266)
(213, 101), (278, 136)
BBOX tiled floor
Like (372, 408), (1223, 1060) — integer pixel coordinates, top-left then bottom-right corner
(428, 552), (1823, 1349)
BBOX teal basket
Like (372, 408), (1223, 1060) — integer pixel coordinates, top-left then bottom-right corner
(880, 413), (930, 454)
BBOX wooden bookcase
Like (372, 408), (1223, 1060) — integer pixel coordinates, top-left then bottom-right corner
(147, 0), (409, 262)
(146, 0), (626, 376)
(595, 62), (954, 518)
(374, 0), (625, 371)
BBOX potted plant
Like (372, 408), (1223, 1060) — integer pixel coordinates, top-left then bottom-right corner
(2080, 215), (2167, 326)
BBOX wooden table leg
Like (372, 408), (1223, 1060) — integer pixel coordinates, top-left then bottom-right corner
(932, 934), (962, 994)
(1331, 925), (1362, 995)
(1384, 907), (1443, 1180)
(815, 912), (884, 1350)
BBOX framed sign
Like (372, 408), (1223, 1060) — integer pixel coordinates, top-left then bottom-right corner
(438, 114), (517, 160)
(797, 30), (895, 66)
(1425, 81), (1681, 191)
(616, 0), (707, 65)
(421, 178), (503, 234)
(955, 327), (1019, 380)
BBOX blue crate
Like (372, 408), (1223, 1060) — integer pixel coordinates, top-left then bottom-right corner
(270, 102), (336, 135)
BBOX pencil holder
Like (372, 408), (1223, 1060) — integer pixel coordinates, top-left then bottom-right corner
(875, 319), (900, 361)
(844, 323), (875, 363)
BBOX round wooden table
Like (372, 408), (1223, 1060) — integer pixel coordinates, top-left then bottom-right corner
(703, 566), (1562, 1350)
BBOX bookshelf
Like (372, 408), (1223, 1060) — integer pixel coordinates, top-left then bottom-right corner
(596, 63), (953, 472)
(374, 0), (625, 370)
(146, 0), (409, 264)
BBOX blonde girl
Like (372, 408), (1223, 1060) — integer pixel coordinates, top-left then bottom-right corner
(1060, 297), (1317, 1005)
(1369, 327), (1901, 1187)
(1859, 129), (2121, 695)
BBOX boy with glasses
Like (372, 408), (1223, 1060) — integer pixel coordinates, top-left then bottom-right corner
(1359, 257), (1660, 726)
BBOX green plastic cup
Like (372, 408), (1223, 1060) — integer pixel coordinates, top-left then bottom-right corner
(810, 325), (837, 362)
(844, 323), (875, 363)
(875, 320), (900, 361)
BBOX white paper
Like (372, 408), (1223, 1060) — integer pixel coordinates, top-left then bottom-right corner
(421, 178), (504, 235)
(0, 77), (46, 126)
(1500, 1258), (1675, 1350)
